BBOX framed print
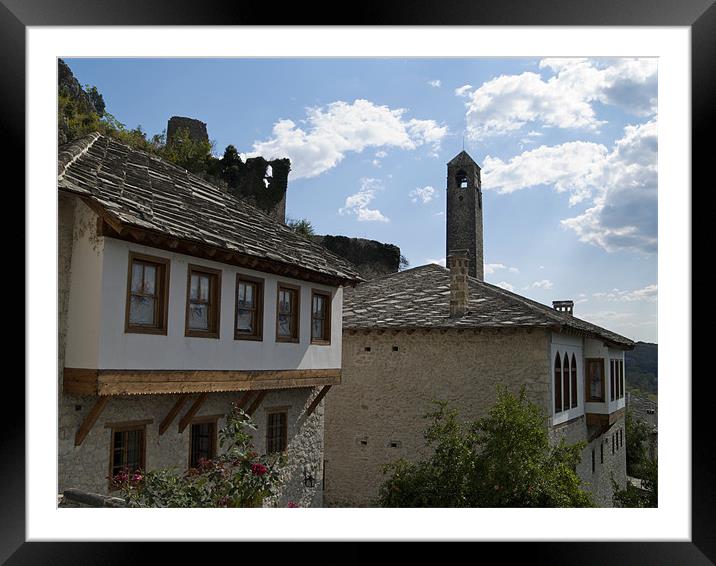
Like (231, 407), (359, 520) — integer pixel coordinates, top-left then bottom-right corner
(10, 0), (711, 562)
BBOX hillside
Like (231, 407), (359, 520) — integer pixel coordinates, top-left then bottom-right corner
(625, 341), (658, 399)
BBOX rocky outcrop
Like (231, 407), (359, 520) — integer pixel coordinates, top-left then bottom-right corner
(312, 235), (401, 280)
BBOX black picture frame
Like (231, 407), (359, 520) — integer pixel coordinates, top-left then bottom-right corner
(8, 0), (709, 562)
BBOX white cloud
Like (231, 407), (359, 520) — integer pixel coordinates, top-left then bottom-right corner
(454, 84), (473, 97)
(245, 99), (447, 179)
(524, 280), (554, 290)
(593, 284), (657, 302)
(338, 178), (389, 222)
(426, 257), (446, 267)
(485, 263), (507, 274)
(428, 79), (442, 88)
(484, 117), (657, 253)
(409, 185), (437, 204)
(375, 150), (388, 158)
(464, 58), (657, 138)
(561, 118), (657, 253)
(484, 141), (608, 205)
(495, 281), (515, 292)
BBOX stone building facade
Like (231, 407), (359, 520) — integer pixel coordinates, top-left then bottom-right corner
(323, 150), (633, 508)
(57, 133), (361, 507)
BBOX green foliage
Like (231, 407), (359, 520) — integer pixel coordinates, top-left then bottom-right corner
(378, 387), (594, 508)
(161, 126), (215, 174)
(113, 405), (286, 508)
(287, 218), (316, 237)
(84, 84), (106, 116)
(625, 342), (658, 397)
(624, 409), (651, 477)
(613, 457), (657, 508)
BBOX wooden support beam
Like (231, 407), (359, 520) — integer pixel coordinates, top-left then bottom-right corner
(235, 390), (255, 411)
(75, 397), (109, 446)
(246, 390), (268, 416)
(306, 385), (332, 416)
(159, 394), (189, 435)
(178, 393), (208, 433)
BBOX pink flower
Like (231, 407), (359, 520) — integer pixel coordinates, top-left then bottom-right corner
(251, 463), (268, 476)
(131, 472), (143, 483)
(287, 501), (299, 508)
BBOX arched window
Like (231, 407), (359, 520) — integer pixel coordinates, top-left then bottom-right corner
(456, 170), (469, 189)
(571, 353), (578, 408)
(554, 353), (562, 413)
(563, 353), (570, 413)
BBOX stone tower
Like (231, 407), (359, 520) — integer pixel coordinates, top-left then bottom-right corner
(446, 150), (484, 280)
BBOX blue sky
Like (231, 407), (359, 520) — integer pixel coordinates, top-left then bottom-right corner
(65, 58), (658, 342)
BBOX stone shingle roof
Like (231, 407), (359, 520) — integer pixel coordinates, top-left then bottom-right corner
(343, 264), (635, 348)
(57, 133), (361, 285)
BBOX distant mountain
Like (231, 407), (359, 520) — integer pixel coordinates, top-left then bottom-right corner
(625, 341), (658, 397)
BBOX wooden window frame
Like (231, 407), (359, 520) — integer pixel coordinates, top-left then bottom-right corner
(585, 358), (606, 403)
(108, 421), (148, 490)
(276, 282), (300, 343)
(188, 415), (220, 469)
(266, 410), (288, 454)
(234, 274), (264, 341)
(310, 289), (332, 345)
(125, 252), (170, 335)
(185, 264), (222, 339)
(610, 359), (616, 402)
(554, 352), (562, 414)
(570, 353), (578, 409)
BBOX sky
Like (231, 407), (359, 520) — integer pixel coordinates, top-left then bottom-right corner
(64, 57), (658, 343)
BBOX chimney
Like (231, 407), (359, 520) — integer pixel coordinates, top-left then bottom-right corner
(448, 250), (469, 318)
(552, 300), (574, 315)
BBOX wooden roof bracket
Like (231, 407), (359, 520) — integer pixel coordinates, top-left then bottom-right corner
(75, 396), (109, 446)
(159, 394), (189, 435)
(306, 385), (332, 416)
(246, 390), (268, 416)
(178, 393), (208, 433)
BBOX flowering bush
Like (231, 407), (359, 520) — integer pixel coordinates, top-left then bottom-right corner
(112, 404), (286, 507)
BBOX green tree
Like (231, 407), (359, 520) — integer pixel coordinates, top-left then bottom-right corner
(378, 387), (594, 508)
(624, 409), (651, 477)
(160, 126), (214, 174)
(613, 457), (657, 508)
(113, 404), (288, 507)
(287, 218), (315, 237)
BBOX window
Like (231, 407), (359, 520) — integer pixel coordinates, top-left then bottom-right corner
(189, 419), (217, 468)
(235, 275), (263, 340)
(276, 283), (300, 342)
(586, 359), (605, 402)
(591, 449), (595, 473)
(562, 354), (570, 413)
(310, 290), (331, 344)
(109, 424), (146, 487)
(185, 265), (221, 338)
(600, 443), (604, 464)
(554, 353), (562, 413)
(266, 411), (288, 453)
(619, 360), (625, 399)
(456, 170), (469, 189)
(125, 252), (170, 334)
(570, 354), (578, 408)
(620, 428), (623, 448)
(610, 360), (616, 401)
(612, 434), (615, 454)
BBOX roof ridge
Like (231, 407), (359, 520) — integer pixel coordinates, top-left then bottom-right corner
(58, 132), (101, 179)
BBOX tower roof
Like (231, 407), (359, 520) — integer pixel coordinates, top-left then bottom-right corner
(447, 150), (480, 169)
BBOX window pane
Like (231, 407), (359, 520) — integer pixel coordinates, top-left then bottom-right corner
(112, 431), (125, 475)
(278, 313), (291, 336)
(143, 265), (156, 294)
(126, 430), (142, 471)
(571, 354), (578, 408)
(554, 353), (562, 413)
(199, 275), (210, 301)
(131, 263), (144, 292)
(129, 295), (156, 325)
(590, 362), (603, 400)
(312, 318), (324, 340)
(189, 303), (209, 329)
(563, 354), (570, 411)
(244, 283), (253, 306)
(190, 274), (200, 300)
(237, 309), (254, 332)
(313, 295), (324, 316)
(279, 290), (291, 314)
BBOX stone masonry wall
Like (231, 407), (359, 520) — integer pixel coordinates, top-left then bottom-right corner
(323, 329), (551, 507)
(550, 415), (627, 507)
(58, 387), (327, 507)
